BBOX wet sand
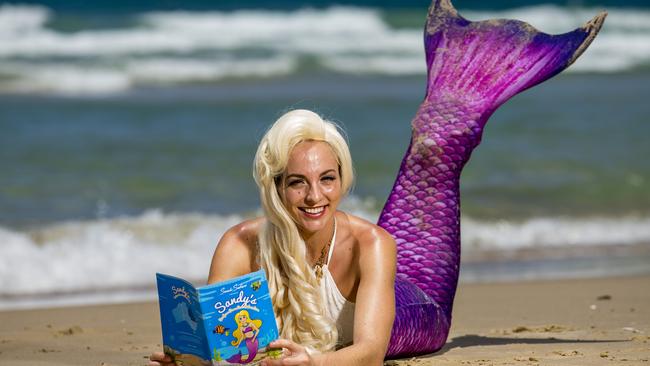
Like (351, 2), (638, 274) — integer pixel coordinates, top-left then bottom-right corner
(0, 275), (648, 366)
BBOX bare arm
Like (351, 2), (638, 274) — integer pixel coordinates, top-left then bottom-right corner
(253, 323), (260, 341)
(317, 226), (396, 365)
(207, 219), (261, 284)
(263, 225), (397, 366)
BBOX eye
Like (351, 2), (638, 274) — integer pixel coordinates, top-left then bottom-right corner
(322, 175), (336, 182)
(287, 179), (305, 187)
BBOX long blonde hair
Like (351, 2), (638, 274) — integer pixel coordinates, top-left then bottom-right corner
(253, 109), (354, 352)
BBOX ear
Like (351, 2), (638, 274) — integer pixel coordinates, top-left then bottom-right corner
(274, 174), (285, 198)
(274, 174), (283, 187)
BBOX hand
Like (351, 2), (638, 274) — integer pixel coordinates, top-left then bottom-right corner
(261, 339), (315, 366)
(148, 351), (175, 366)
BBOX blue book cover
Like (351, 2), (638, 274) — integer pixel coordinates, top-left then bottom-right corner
(156, 270), (280, 365)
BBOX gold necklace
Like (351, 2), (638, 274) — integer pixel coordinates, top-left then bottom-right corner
(313, 218), (336, 281)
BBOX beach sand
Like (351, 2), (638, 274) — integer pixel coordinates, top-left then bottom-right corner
(0, 276), (648, 366)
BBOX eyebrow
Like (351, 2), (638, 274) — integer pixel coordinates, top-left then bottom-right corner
(285, 169), (337, 180)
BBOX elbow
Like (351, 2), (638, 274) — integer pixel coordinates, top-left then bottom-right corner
(366, 353), (386, 366)
(370, 355), (386, 366)
(359, 342), (389, 366)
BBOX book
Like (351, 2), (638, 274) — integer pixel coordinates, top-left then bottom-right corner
(156, 270), (281, 365)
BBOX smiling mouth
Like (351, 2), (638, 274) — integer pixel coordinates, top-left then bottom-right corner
(300, 206), (327, 216)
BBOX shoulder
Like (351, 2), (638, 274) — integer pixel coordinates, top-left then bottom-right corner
(208, 217), (264, 283)
(341, 212), (396, 258)
(221, 217), (264, 248)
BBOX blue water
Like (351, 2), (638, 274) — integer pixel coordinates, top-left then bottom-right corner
(2, 73), (648, 225)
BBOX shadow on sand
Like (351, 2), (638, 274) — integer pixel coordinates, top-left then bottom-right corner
(402, 334), (627, 359)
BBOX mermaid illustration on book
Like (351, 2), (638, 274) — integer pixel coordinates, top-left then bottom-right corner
(227, 310), (262, 364)
(151, 1), (606, 365)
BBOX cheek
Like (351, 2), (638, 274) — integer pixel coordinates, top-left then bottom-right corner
(282, 188), (305, 206)
(324, 184), (342, 198)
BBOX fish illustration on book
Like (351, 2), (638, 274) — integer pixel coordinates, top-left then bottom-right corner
(213, 324), (230, 336)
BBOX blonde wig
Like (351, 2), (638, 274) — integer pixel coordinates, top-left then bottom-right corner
(253, 109), (354, 352)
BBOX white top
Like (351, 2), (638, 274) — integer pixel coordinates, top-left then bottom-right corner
(318, 221), (355, 347)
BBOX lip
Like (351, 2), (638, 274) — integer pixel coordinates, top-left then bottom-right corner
(299, 205), (327, 219)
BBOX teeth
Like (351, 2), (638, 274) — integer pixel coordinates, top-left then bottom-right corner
(304, 207), (324, 214)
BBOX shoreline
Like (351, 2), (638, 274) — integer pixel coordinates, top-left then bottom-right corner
(1, 275), (648, 365)
(3, 242), (648, 311)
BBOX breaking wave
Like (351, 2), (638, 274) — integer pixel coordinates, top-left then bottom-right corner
(1, 198), (648, 309)
(0, 4), (648, 94)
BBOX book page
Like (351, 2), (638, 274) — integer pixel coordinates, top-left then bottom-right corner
(156, 273), (211, 364)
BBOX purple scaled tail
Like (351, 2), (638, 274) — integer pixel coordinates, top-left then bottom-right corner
(382, 0), (606, 358)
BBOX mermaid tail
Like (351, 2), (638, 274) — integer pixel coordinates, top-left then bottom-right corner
(226, 338), (259, 364)
(383, 0), (606, 358)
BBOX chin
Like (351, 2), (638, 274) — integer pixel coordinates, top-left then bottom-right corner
(295, 208), (333, 234)
(299, 221), (327, 234)
(297, 216), (326, 232)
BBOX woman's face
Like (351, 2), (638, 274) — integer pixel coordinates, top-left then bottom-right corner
(280, 140), (342, 236)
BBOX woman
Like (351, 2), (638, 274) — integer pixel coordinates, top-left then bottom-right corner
(150, 109), (396, 366)
(151, 3), (607, 364)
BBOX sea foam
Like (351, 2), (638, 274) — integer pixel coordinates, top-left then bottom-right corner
(0, 5), (648, 94)
(1, 199), (649, 307)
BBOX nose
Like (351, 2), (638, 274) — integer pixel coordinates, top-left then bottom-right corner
(305, 183), (323, 204)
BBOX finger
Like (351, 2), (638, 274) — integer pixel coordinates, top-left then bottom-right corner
(278, 357), (306, 366)
(148, 362), (174, 366)
(260, 359), (277, 366)
(149, 352), (172, 361)
(149, 353), (173, 365)
(268, 339), (303, 353)
(264, 355), (308, 366)
(261, 357), (288, 366)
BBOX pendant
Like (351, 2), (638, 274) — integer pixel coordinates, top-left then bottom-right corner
(314, 265), (323, 280)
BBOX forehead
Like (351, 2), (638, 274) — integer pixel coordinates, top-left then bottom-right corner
(286, 141), (338, 175)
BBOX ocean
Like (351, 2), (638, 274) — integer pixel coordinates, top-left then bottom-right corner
(1, 1), (649, 310)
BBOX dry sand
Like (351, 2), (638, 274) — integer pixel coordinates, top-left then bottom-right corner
(0, 275), (648, 366)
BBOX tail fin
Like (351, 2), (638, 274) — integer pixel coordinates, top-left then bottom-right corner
(423, 0), (606, 117)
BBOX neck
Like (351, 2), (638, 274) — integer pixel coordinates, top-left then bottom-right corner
(301, 216), (336, 264)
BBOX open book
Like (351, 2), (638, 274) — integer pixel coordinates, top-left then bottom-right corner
(156, 270), (281, 365)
